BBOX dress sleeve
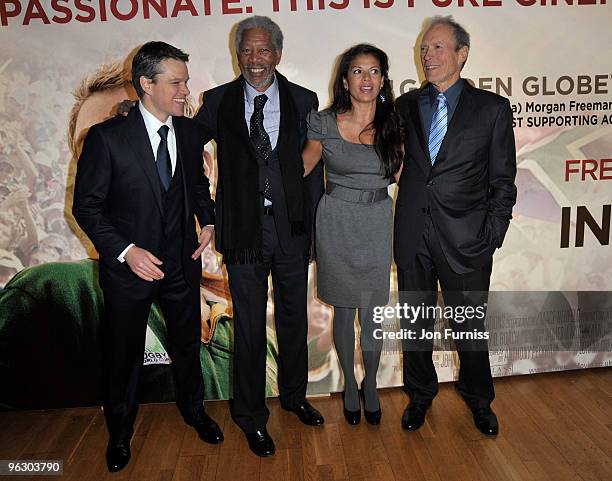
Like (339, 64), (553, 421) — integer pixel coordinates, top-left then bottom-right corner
(306, 109), (327, 141)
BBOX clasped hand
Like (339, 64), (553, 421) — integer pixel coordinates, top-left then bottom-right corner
(124, 226), (213, 281)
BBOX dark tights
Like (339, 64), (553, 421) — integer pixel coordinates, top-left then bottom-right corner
(332, 306), (383, 411)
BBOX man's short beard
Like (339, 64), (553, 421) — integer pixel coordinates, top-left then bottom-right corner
(244, 71), (275, 91)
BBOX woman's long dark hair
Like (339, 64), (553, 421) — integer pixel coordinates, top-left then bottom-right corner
(330, 44), (403, 178)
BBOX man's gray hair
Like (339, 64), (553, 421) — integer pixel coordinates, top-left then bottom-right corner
(427, 15), (470, 50)
(234, 16), (284, 53)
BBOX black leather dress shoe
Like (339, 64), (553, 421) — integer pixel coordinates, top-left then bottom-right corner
(283, 400), (325, 426)
(472, 407), (499, 436)
(246, 429), (275, 457)
(193, 410), (224, 444)
(401, 403), (429, 431)
(106, 439), (130, 472)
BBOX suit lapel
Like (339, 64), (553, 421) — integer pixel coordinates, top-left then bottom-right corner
(173, 117), (190, 226)
(434, 79), (473, 165)
(409, 86), (432, 176)
(123, 106), (163, 214)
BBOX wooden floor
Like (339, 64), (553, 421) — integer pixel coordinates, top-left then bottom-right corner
(1, 368), (611, 481)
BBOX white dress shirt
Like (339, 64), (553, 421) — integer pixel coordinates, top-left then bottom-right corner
(139, 101), (177, 174)
(117, 103), (177, 262)
(244, 75), (280, 149)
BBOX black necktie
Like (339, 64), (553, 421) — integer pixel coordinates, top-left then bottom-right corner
(156, 125), (172, 191)
(250, 94), (273, 201)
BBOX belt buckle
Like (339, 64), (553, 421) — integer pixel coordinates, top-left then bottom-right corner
(359, 190), (375, 203)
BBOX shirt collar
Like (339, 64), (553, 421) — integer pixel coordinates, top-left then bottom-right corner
(139, 101), (174, 140)
(429, 78), (464, 108)
(244, 74), (279, 108)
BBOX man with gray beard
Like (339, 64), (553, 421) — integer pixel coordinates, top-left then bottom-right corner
(194, 15), (325, 457)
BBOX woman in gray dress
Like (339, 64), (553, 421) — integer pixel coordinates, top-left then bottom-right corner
(303, 44), (403, 425)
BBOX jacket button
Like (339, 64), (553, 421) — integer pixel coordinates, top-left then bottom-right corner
(427, 180), (434, 186)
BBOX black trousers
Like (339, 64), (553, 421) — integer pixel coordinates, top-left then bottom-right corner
(226, 214), (309, 433)
(398, 215), (495, 410)
(101, 257), (203, 442)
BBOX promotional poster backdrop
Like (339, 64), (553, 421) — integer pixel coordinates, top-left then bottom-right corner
(0, 1), (611, 408)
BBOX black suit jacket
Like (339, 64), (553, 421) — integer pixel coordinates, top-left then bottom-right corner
(194, 72), (321, 255)
(394, 80), (517, 274)
(73, 105), (215, 288)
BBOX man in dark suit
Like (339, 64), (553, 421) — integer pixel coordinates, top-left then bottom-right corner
(194, 16), (324, 457)
(72, 41), (223, 473)
(394, 16), (517, 436)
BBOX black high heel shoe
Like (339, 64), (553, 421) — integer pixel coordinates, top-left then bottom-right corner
(342, 391), (361, 425)
(360, 388), (382, 425)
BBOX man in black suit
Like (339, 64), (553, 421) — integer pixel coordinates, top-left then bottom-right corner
(394, 16), (517, 436)
(194, 16), (324, 457)
(73, 41), (223, 473)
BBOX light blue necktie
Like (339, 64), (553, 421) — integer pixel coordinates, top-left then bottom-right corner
(428, 92), (448, 165)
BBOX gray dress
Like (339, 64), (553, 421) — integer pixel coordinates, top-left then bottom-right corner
(307, 109), (392, 308)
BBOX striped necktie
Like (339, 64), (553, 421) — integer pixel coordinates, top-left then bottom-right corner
(428, 92), (448, 165)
